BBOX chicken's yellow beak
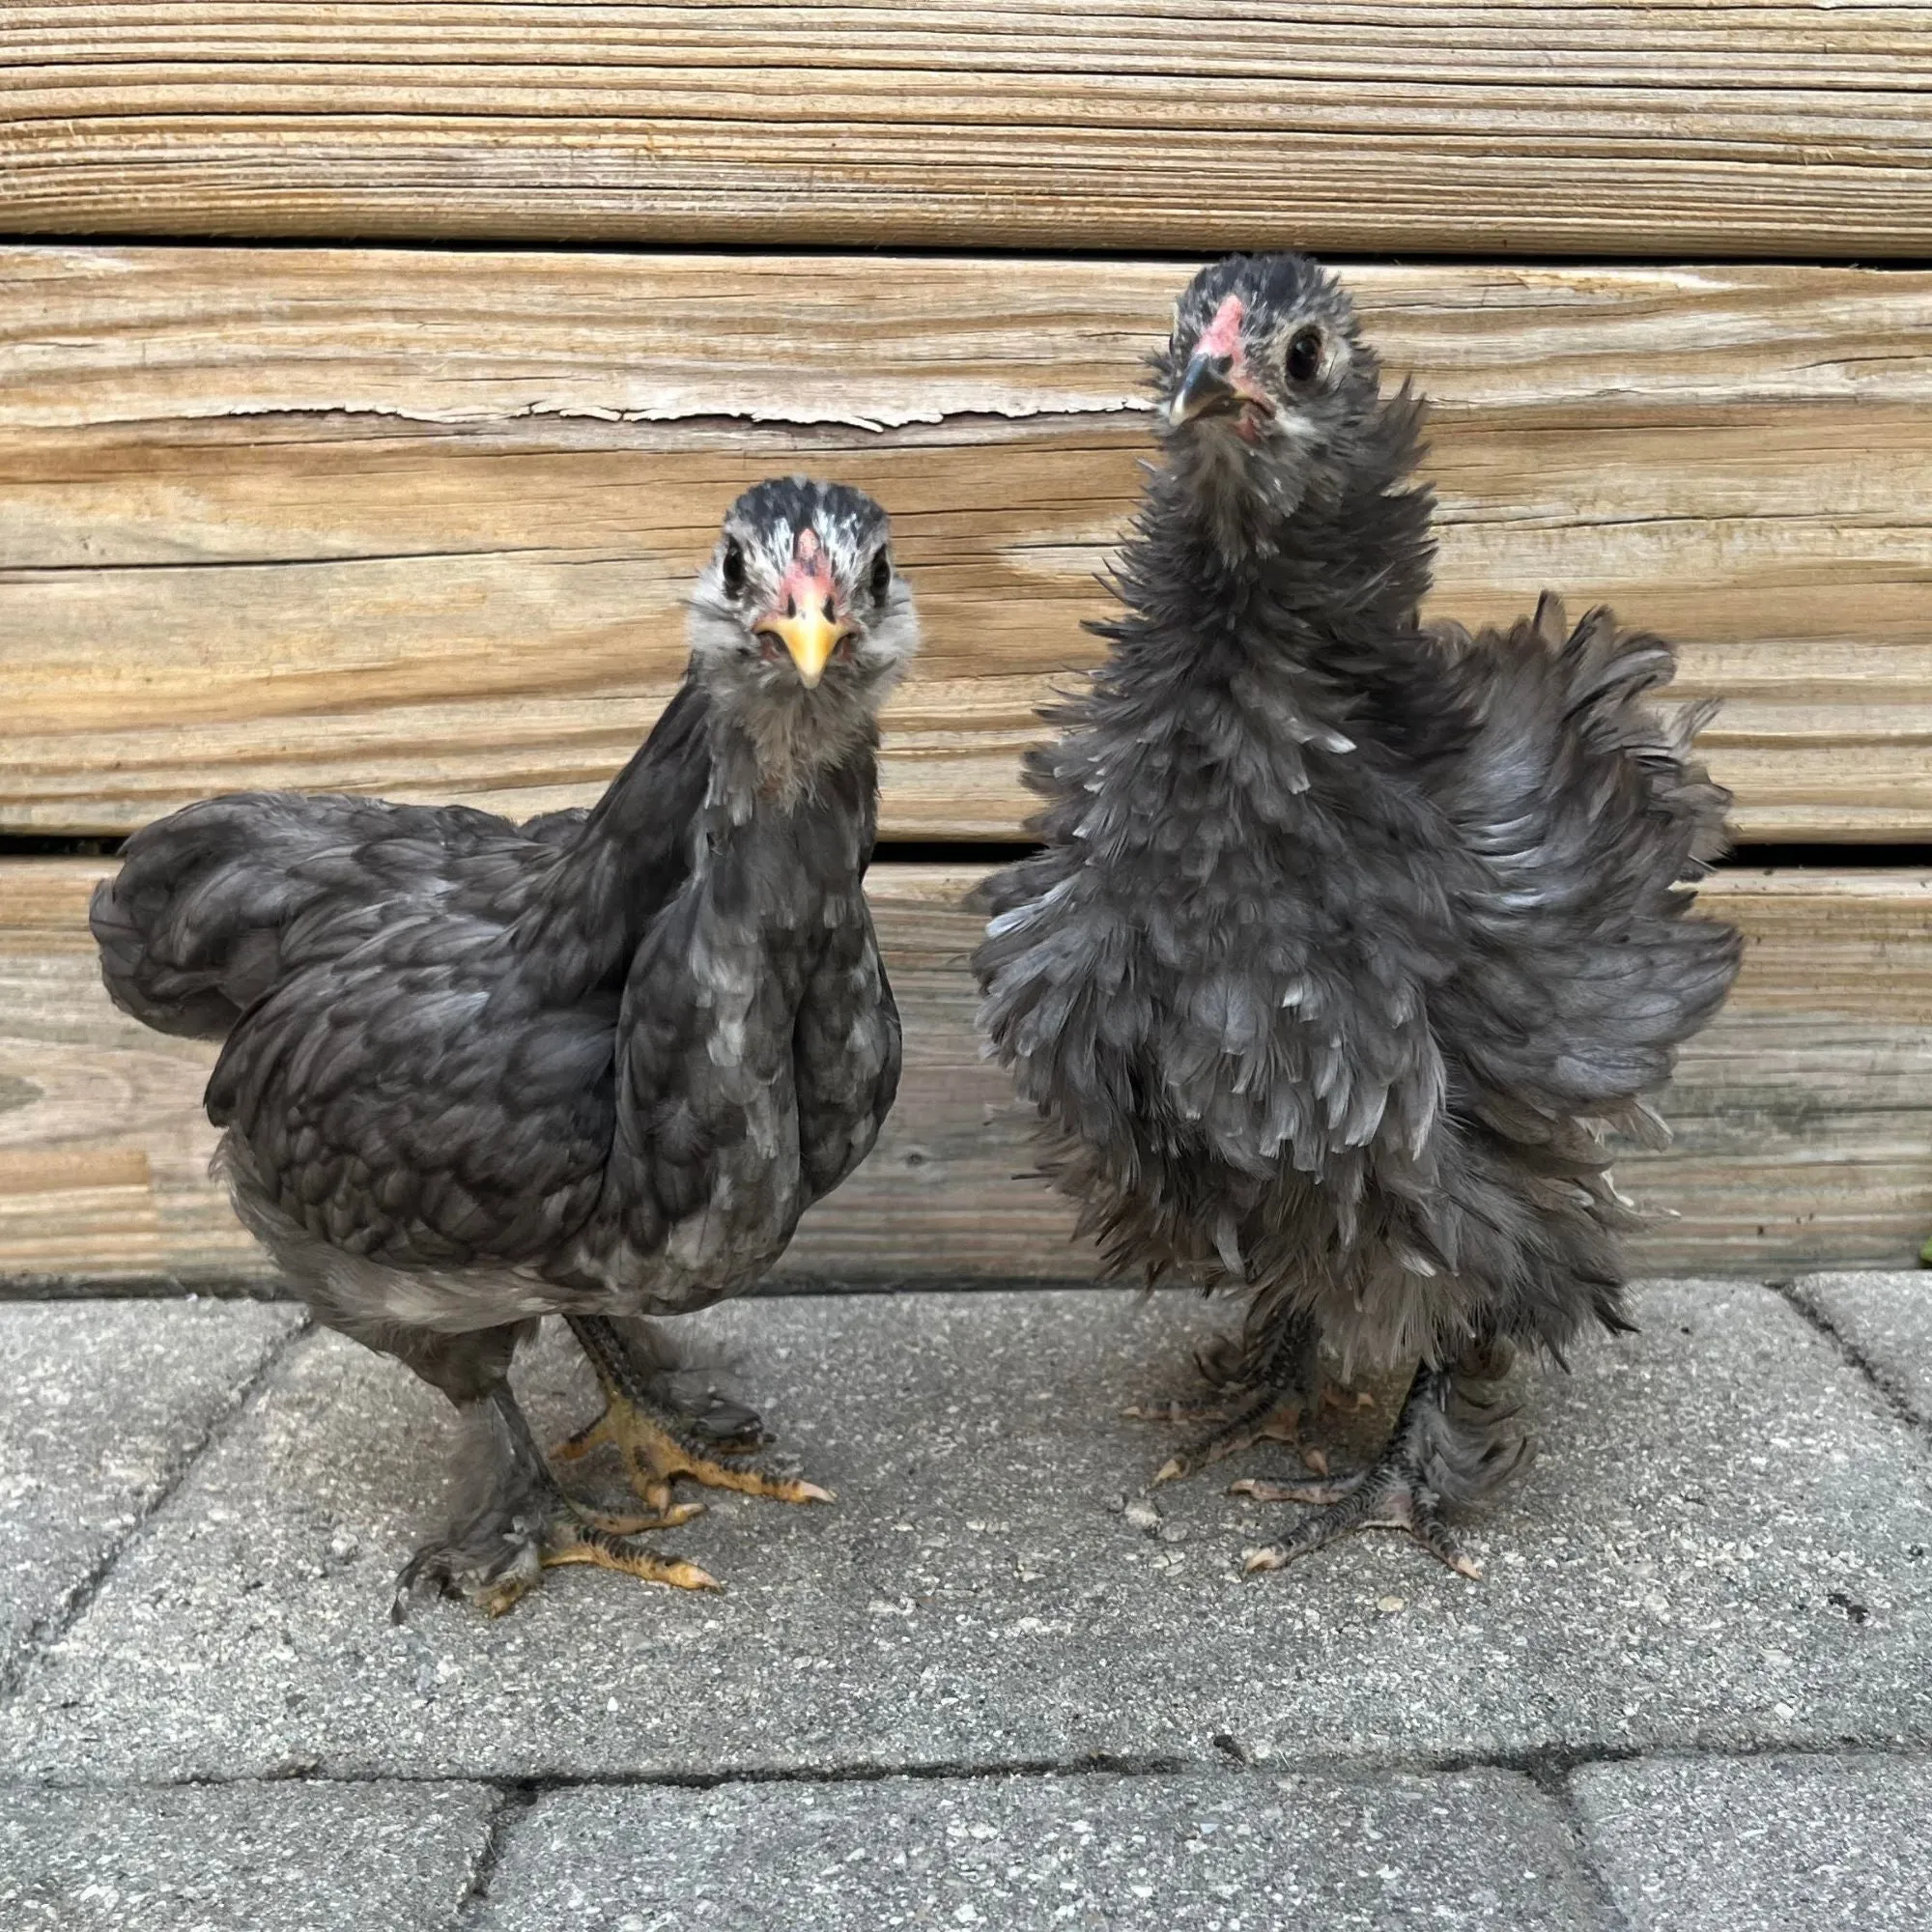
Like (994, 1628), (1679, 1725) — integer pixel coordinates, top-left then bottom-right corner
(757, 525), (853, 689)
(757, 607), (844, 689)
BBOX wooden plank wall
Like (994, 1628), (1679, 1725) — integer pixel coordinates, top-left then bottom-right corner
(3, 4), (1930, 1285)
(9, 860), (1932, 1285)
(6, 7), (1932, 253)
(5, 251), (1932, 841)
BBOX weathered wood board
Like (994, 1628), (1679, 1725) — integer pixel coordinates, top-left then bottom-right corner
(5, 249), (1932, 839)
(4, 860), (1928, 1288)
(5, 7), (1932, 254)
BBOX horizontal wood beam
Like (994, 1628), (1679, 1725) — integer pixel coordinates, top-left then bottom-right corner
(4, 6), (1932, 253)
(3, 859), (1928, 1287)
(4, 249), (1932, 841)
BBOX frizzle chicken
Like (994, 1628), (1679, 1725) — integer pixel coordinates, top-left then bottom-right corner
(93, 476), (916, 1614)
(973, 255), (1741, 1578)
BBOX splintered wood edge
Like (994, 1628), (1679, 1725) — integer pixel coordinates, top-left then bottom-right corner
(8, 252), (1932, 429)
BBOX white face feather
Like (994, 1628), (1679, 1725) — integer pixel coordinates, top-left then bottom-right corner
(685, 479), (919, 796)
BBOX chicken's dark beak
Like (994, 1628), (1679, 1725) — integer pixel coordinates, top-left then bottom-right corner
(1170, 352), (1243, 425)
(1169, 292), (1272, 430)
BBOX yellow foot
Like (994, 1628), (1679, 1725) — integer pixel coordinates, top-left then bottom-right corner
(479, 1526), (720, 1616)
(532, 1511), (719, 1603)
(397, 1497), (717, 1620)
(554, 1392), (834, 1516)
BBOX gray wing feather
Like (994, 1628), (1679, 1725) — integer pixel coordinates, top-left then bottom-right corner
(793, 896), (901, 1200)
(1425, 596), (1741, 1135)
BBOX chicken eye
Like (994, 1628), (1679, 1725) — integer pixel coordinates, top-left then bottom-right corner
(1286, 327), (1323, 384)
(869, 549), (893, 603)
(720, 537), (747, 599)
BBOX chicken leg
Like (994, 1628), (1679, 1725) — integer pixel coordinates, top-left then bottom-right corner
(1233, 1354), (1529, 1580)
(557, 1314), (834, 1517)
(391, 1379), (716, 1620)
(1139, 1311), (1330, 1485)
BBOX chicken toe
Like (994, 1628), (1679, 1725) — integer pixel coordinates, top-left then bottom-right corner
(390, 1382), (716, 1619)
(1143, 1313), (1332, 1485)
(563, 1314), (835, 1514)
(536, 1512), (720, 1605)
(555, 1394), (833, 1512)
(1150, 1384), (1308, 1486)
(1231, 1360), (1528, 1580)
(1236, 1466), (1483, 1580)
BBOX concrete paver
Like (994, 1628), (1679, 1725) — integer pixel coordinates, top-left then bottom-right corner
(1573, 1751), (1932, 1932)
(1791, 1271), (1932, 1424)
(0, 1299), (301, 1683)
(0, 1778), (495, 1931)
(472, 1769), (1609, 1932)
(1, 1283), (1925, 1781)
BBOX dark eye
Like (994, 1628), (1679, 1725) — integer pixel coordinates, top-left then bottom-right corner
(1286, 327), (1323, 384)
(720, 537), (746, 599)
(868, 549), (893, 603)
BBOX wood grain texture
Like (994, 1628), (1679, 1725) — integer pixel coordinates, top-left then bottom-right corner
(3, 860), (1928, 1287)
(4, 248), (1931, 839)
(4, 6), (1932, 253)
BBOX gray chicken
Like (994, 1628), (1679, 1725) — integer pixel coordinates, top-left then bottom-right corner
(973, 255), (1741, 1578)
(93, 476), (916, 1614)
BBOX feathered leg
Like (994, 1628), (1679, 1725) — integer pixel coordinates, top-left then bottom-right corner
(555, 1314), (834, 1517)
(347, 1320), (711, 1619)
(1233, 1347), (1529, 1580)
(1137, 1309), (1339, 1485)
(391, 1376), (716, 1619)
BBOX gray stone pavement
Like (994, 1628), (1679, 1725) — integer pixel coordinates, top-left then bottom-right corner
(0, 1299), (300, 1687)
(0, 1781), (496, 1932)
(1573, 1753), (1932, 1932)
(1791, 1271), (1932, 1424)
(470, 1771), (1614, 1931)
(0, 1278), (1924, 1927)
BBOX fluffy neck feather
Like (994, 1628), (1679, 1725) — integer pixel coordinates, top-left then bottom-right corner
(1069, 389), (1439, 852)
(709, 681), (882, 820)
(1150, 384), (1435, 642)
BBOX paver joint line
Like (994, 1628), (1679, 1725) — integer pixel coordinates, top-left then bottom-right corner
(452, 1785), (528, 1932)
(0, 1306), (310, 1703)
(1548, 1776), (1641, 1932)
(17, 1741), (1932, 1804)
(1775, 1276), (1930, 1435)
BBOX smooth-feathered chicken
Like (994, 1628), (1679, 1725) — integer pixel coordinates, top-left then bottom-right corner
(974, 255), (1741, 1578)
(94, 476), (916, 1614)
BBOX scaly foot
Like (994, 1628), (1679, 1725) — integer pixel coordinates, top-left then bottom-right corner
(1127, 1311), (1357, 1486)
(1232, 1361), (1528, 1581)
(561, 1313), (834, 1517)
(394, 1495), (719, 1621)
(554, 1396), (832, 1513)
(1131, 1379), (1370, 1486)
(1234, 1466), (1485, 1579)
(1148, 1384), (1307, 1486)
(391, 1387), (718, 1620)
